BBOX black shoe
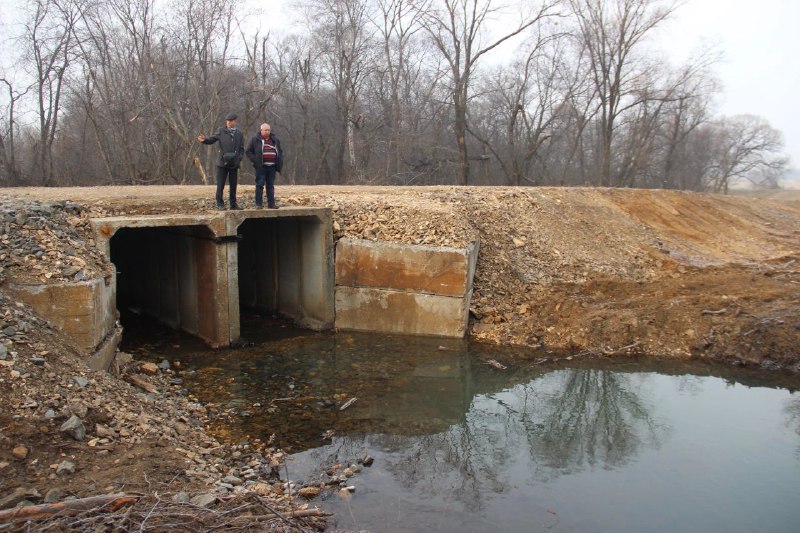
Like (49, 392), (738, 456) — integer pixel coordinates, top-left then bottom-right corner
(267, 203), (278, 209)
(215, 204), (225, 210)
(255, 204), (264, 209)
(230, 204), (243, 210)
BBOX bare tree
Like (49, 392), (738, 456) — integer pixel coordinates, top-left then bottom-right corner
(23, 0), (83, 185)
(0, 0), (788, 192)
(652, 56), (719, 190)
(470, 26), (569, 185)
(370, 0), (426, 178)
(569, 0), (678, 186)
(544, 44), (600, 186)
(705, 115), (788, 194)
(280, 35), (333, 183)
(66, 0), (160, 185)
(304, 0), (377, 182)
(0, 78), (30, 186)
(241, 30), (288, 131)
(147, 0), (247, 184)
(416, 0), (561, 185)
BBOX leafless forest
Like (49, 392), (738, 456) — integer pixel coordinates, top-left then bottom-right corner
(0, 0), (789, 190)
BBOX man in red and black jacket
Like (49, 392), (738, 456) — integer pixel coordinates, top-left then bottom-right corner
(245, 123), (284, 209)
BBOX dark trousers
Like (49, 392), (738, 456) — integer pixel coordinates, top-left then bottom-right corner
(215, 165), (239, 207)
(254, 165), (277, 207)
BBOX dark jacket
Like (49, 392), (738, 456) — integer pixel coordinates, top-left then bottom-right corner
(245, 133), (284, 173)
(201, 127), (245, 168)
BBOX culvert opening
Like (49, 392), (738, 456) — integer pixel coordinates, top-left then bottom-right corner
(100, 209), (334, 349)
(236, 215), (333, 338)
(110, 225), (220, 344)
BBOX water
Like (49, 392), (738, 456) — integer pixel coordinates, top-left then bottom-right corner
(122, 317), (800, 532)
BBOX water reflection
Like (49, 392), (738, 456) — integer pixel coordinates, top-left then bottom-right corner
(317, 369), (670, 508)
(122, 319), (800, 532)
(785, 396), (800, 457)
(527, 370), (668, 473)
(144, 335), (669, 476)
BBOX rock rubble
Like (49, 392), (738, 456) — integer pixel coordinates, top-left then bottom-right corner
(2, 184), (800, 528)
(0, 291), (325, 525)
(1, 199), (115, 285)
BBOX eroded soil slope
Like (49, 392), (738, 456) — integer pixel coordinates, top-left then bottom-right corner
(3, 185), (800, 369)
(2, 184), (800, 527)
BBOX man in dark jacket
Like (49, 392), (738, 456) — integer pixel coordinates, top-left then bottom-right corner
(197, 113), (245, 210)
(245, 123), (284, 209)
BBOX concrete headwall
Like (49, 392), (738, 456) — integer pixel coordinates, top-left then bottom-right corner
(10, 276), (121, 370)
(334, 238), (480, 337)
(12, 209), (479, 369)
(13, 209), (336, 367)
(92, 209), (335, 347)
(10, 277), (117, 350)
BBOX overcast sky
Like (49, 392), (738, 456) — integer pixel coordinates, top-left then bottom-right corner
(1, 0), (798, 170)
(657, 0), (800, 170)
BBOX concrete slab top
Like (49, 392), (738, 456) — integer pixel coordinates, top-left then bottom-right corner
(91, 206), (331, 226)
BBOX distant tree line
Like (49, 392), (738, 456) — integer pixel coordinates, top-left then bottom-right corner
(0, 0), (789, 191)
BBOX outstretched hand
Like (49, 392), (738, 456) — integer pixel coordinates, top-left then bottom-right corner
(196, 134), (205, 142)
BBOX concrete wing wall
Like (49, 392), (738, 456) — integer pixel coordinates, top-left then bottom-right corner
(334, 238), (479, 337)
(10, 277), (117, 351)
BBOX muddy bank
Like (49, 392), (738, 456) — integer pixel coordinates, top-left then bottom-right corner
(2, 184), (800, 527)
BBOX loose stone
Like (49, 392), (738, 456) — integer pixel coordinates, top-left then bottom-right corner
(140, 362), (159, 375)
(0, 488), (41, 509)
(12, 445), (29, 460)
(43, 488), (66, 503)
(172, 491), (190, 503)
(298, 486), (321, 499)
(221, 475), (243, 486)
(56, 460), (76, 475)
(60, 415), (86, 441)
(189, 493), (217, 508)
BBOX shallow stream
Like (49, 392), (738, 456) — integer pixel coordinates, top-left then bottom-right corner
(123, 317), (800, 532)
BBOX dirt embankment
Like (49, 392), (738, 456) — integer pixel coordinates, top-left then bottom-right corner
(1, 185), (800, 527)
(3, 184), (800, 368)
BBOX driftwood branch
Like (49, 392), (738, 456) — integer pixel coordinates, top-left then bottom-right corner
(271, 396), (320, 403)
(577, 341), (641, 357)
(124, 374), (157, 393)
(252, 493), (330, 532)
(338, 398), (358, 411)
(286, 509), (331, 518)
(483, 359), (507, 370)
(0, 493), (139, 522)
(608, 341), (641, 353)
